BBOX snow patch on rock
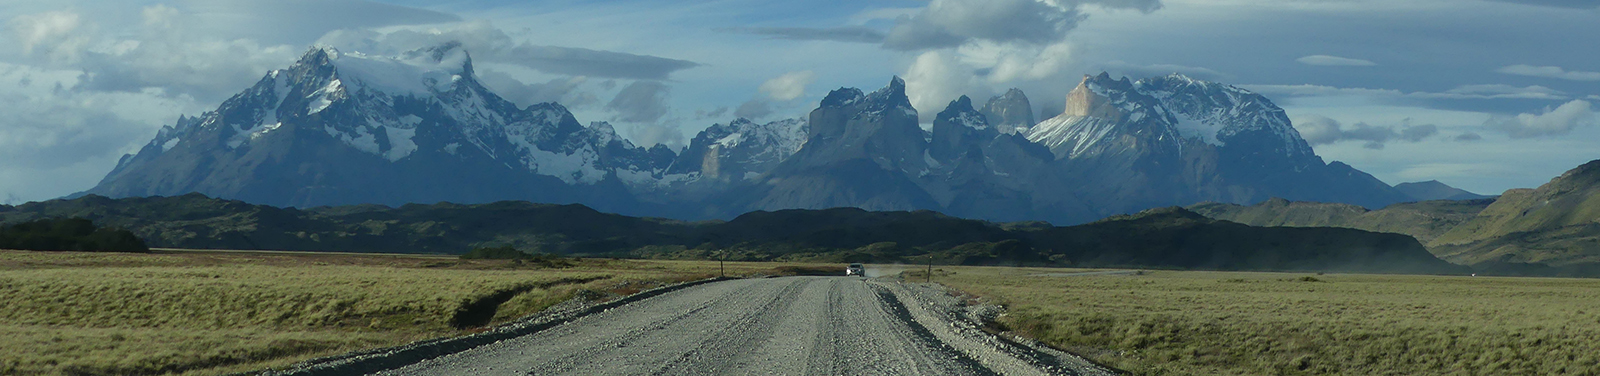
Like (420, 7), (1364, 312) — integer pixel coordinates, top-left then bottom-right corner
(384, 126), (417, 161)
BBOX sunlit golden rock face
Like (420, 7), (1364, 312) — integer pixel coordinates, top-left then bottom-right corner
(1062, 74), (1124, 123)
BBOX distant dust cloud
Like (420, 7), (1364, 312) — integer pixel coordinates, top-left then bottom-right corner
(865, 264), (907, 278)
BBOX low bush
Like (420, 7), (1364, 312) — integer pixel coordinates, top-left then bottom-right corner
(0, 218), (147, 253)
(461, 246), (575, 268)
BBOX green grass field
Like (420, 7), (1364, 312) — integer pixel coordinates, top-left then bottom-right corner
(933, 266), (1600, 376)
(0, 250), (815, 376)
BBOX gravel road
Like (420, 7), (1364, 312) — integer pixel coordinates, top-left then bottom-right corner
(373, 276), (1113, 376)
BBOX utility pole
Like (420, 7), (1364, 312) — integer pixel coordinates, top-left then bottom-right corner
(926, 256), (933, 284)
(719, 251), (726, 278)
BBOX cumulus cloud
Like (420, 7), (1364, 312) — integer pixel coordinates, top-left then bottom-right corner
(728, 0), (1161, 117)
(606, 81), (671, 123)
(881, 0), (1163, 121)
(882, 0), (1083, 51)
(1295, 114), (1439, 149)
(6, 7), (307, 102)
(724, 71), (817, 122)
(1293, 116), (1341, 144)
(621, 121), (684, 149)
(901, 41), (1082, 122)
(1496, 64), (1600, 81)
(1296, 55), (1376, 66)
(317, 21), (700, 80)
(904, 50), (990, 123)
(0, 62), (192, 202)
(1485, 99), (1597, 138)
(476, 72), (597, 109)
(734, 99), (774, 120)
(720, 26), (886, 43)
(8, 11), (89, 62)
(958, 40), (1076, 83)
(759, 70), (816, 101)
(602, 80), (685, 148)
(2, 1), (472, 101)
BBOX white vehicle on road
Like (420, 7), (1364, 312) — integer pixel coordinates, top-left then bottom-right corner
(846, 263), (864, 276)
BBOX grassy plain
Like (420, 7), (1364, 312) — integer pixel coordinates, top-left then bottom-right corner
(933, 266), (1600, 376)
(0, 250), (814, 376)
(12, 248), (1594, 376)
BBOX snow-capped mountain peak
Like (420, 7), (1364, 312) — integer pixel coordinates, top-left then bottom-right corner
(93, 43), (686, 210)
(318, 43), (474, 97)
(1027, 73), (1180, 159)
(942, 95), (989, 131)
(1135, 73), (1315, 159)
(860, 76), (917, 120)
(930, 95), (998, 163)
(669, 117), (809, 181)
(1024, 72), (1319, 164)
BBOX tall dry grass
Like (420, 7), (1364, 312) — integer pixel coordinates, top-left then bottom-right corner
(935, 267), (1600, 376)
(0, 250), (775, 375)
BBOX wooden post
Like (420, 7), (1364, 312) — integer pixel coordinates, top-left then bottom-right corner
(926, 256), (933, 284)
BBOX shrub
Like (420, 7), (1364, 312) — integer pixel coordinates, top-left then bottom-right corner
(461, 246), (574, 268)
(0, 218), (148, 252)
(461, 246), (529, 260)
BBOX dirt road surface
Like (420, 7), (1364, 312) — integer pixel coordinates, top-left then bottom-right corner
(375, 276), (1115, 376)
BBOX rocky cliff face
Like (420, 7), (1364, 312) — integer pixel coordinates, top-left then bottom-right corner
(729, 77), (942, 212)
(980, 88), (1034, 134)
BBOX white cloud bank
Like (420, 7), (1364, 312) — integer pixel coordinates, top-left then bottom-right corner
(1485, 99), (1597, 138)
(759, 71), (816, 101)
(735, 70), (818, 121)
(1296, 55), (1376, 66)
(1294, 114), (1437, 149)
(1246, 83), (1569, 100)
(1496, 64), (1600, 81)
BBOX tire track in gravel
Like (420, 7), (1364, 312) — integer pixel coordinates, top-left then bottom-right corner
(372, 277), (1107, 376)
(645, 278), (813, 375)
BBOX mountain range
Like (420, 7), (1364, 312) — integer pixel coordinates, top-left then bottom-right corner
(85, 44), (1416, 224)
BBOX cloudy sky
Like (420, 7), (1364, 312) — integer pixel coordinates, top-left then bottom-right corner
(1, 0), (1596, 203)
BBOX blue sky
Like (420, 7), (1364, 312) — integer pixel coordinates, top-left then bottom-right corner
(0, 0), (1596, 203)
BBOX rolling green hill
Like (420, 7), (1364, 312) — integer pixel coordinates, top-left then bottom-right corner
(1188, 197), (1493, 244)
(0, 193), (1461, 275)
(1192, 159), (1600, 276)
(1428, 160), (1600, 266)
(1027, 207), (1463, 274)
